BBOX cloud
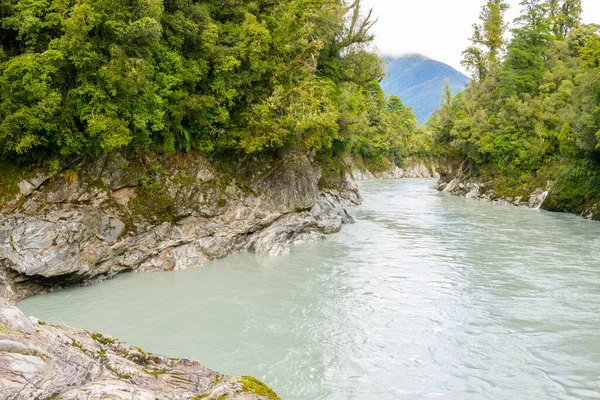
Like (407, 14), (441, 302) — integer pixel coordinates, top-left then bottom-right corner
(361, 0), (600, 74)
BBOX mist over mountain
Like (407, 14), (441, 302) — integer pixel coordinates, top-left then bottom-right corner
(381, 54), (470, 124)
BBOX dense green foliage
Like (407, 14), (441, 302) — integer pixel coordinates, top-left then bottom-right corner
(0, 0), (422, 168)
(429, 0), (600, 215)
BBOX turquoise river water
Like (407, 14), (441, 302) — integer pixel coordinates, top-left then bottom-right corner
(19, 179), (600, 399)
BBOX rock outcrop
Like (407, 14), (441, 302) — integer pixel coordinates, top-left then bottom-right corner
(352, 158), (439, 181)
(435, 161), (554, 211)
(0, 151), (360, 304)
(437, 177), (552, 209)
(0, 306), (279, 400)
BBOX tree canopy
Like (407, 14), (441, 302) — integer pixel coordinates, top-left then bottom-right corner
(0, 0), (424, 169)
(429, 0), (600, 215)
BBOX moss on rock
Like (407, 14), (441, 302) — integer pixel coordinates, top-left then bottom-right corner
(239, 376), (281, 400)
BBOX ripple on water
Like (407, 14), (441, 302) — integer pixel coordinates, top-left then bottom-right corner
(19, 179), (600, 400)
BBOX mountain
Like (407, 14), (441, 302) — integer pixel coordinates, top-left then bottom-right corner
(380, 54), (470, 124)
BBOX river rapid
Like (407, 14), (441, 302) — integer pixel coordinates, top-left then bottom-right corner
(19, 179), (600, 399)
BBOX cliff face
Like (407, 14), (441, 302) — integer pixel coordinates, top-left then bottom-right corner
(0, 151), (360, 304)
(352, 158), (439, 181)
(0, 306), (279, 399)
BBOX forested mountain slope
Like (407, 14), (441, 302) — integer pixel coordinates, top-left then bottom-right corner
(429, 0), (600, 220)
(381, 54), (470, 124)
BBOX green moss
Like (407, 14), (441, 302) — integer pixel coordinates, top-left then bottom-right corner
(239, 376), (281, 400)
(143, 368), (166, 376)
(129, 190), (177, 223)
(71, 339), (86, 352)
(140, 173), (163, 194)
(0, 161), (27, 203)
(170, 374), (193, 383)
(173, 171), (196, 185)
(316, 154), (351, 190)
(90, 332), (115, 346)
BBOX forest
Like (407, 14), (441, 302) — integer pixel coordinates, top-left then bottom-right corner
(2, 0), (599, 216)
(0, 0), (427, 172)
(429, 0), (600, 216)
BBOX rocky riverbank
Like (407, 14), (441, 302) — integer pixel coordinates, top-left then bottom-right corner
(434, 160), (599, 219)
(0, 306), (279, 399)
(436, 175), (551, 209)
(0, 151), (360, 305)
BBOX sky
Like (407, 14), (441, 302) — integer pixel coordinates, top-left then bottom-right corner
(361, 0), (600, 75)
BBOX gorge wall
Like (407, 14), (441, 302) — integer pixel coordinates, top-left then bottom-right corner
(434, 159), (599, 220)
(0, 152), (360, 305)
(352, 158), (439, 181)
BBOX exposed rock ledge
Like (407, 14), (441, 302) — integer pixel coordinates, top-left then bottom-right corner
(352, 158), (439, 180)
(0, 306), (279, 399)
(437, 177), (551, 209)
(435, 162), (552, 210)
(0, 151), (360, 304)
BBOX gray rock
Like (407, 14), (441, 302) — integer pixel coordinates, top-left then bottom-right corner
(0, 306), (277, 400)
(352, 168), (376, 181)
(17, 172), (52, 197)
(17, 180), (36, 197)
(0, 151), (360, 304)
(465, 183), (480, 199)
(435, 172), (557, 213)
(442, 178), (461, 193)
(0, 307), (36, 334)
(353, 158), (439, 180)
(402, 159), (440, 178)
(100, 217), (126, 245)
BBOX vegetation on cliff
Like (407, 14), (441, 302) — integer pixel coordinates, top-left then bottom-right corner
(428, 0), (600, 217)
(0, 0), (426, 176)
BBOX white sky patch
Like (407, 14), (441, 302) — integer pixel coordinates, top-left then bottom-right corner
(361, 0), (600, 75)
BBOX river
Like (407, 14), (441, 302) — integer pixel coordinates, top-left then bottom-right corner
(19, 179), (600, 399)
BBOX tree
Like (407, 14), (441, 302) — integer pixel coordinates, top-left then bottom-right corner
(497, 0), (553, 97)
(548, 0), (583, 40)
(386, 96), (405, 112)
(462, 0), (510, 81)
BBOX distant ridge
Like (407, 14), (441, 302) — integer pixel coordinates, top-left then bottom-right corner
(380, 54), (470, 124)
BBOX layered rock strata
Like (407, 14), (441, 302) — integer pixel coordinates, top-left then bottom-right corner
(352, 158), (439, 180)
(0, 152), (360, 304)
(0, 306), (279, 400)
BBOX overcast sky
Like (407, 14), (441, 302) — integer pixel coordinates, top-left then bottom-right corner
(361, 0), (600, 75)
